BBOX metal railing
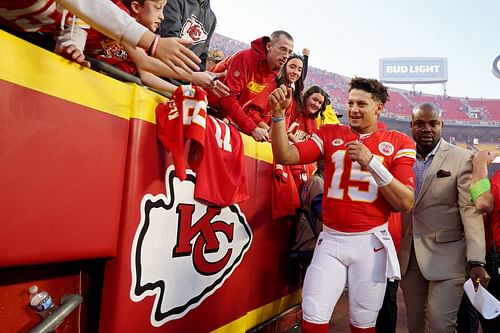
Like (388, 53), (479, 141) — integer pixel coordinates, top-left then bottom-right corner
(29, 294), (83, 333)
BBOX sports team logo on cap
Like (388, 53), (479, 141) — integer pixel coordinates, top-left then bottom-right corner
(130, 166), (252, 327)
(378, 142), (394, 156)
(332, 139), (344, 146)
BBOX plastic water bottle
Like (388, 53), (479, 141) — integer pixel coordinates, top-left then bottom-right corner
(29, 285), (56, 318)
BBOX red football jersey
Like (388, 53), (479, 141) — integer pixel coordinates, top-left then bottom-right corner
(287, 112), (319, 193)
(193, 116), (249, 207)
(156, 85), (248, 207)
(156, 85), (207, 181)
(295, 125), (416, 232)
(271, 163), (300, 219)
(288, 112), (318, 142)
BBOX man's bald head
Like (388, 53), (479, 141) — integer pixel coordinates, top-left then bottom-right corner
(411, 102), (443, 121)
(410, 102), (444, 157)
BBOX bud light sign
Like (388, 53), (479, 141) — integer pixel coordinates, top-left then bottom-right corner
(379, 57), (448, 83)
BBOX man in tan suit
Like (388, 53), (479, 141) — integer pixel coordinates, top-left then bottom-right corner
(399, 102), (489, 333)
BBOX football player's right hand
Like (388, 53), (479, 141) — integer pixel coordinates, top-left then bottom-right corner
(268, 84), (292, 116)
(346, 140), (373, 167)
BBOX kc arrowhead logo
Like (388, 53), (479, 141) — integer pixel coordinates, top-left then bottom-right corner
(130, 166), (252, 327)
(180, 14), (208, 45)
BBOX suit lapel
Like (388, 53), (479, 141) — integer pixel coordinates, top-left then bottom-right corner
(415, 140), (449, 206)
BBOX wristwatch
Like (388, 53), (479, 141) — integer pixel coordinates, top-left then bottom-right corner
(468, 260), (486, 268)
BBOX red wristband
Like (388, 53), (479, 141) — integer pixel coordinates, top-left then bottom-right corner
(148, 34), (160, 57)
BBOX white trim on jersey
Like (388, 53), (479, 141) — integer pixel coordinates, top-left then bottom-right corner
(310, 133), (324, 155)
(394, 148), (417, 160)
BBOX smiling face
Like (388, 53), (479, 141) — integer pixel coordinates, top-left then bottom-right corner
(411, 104), (443, 156)
(304, 92), (325, 115)
(131, 0), (166, 32)
(347, 88), (383, 134)
(285, 57), (303, 84)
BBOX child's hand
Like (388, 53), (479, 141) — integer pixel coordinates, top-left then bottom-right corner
(55, 44), (90, 68)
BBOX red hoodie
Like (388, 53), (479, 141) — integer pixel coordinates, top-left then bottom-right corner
(207, 36), (278, 134)
(242, 86), (296, 129)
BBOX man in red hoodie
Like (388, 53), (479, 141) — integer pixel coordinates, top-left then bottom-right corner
(207, 30), (294, 142)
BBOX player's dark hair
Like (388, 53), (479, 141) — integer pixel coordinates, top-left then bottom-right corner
(349, 77), (390, 105)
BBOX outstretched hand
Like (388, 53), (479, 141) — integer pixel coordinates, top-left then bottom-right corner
(156, 37), (201, 75)
(190, 70), (229, 97)
(55, 44), (90, 68)
(251, 127), (270, 142)
(268, 84), (292, 116)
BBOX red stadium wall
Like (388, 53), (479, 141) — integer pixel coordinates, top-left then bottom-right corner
(0, 31), (300, 332)
(98, 117), (299, 333)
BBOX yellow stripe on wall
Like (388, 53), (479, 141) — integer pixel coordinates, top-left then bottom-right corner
(0, 30), (165, 121)
(210, 290), (301, 333)
(0, 29), (272, 162)
(241, 134), (274, 163)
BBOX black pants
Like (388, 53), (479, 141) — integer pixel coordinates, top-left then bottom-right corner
(376, 279), (399, 333)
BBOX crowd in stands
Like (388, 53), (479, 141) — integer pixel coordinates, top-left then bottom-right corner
(210, 33), (500, 124)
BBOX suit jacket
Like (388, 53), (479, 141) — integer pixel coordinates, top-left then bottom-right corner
(399, 140), (485, 280)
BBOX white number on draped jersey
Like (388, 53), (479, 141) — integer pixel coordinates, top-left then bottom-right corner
(210, 117), (233, 152)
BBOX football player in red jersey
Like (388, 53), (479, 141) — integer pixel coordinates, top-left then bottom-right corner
(269, 77), (416, 333)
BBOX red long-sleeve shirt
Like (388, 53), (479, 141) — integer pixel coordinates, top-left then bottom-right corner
(207, 37), (278, 134)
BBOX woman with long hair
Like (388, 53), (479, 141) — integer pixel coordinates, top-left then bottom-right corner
(288, 85), (330, 143)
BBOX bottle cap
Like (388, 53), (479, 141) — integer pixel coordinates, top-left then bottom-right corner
(29, 285), (38, 294)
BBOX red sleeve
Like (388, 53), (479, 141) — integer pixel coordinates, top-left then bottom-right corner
(492, 171), (500, 212)
(391, 133), (417, 190)
(245, 105), (265, 126)
(218, 53), (257, 134)
(242, 92), (269, 126)
(294, 138), (322, 165)
(392, 163), (416, 190)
